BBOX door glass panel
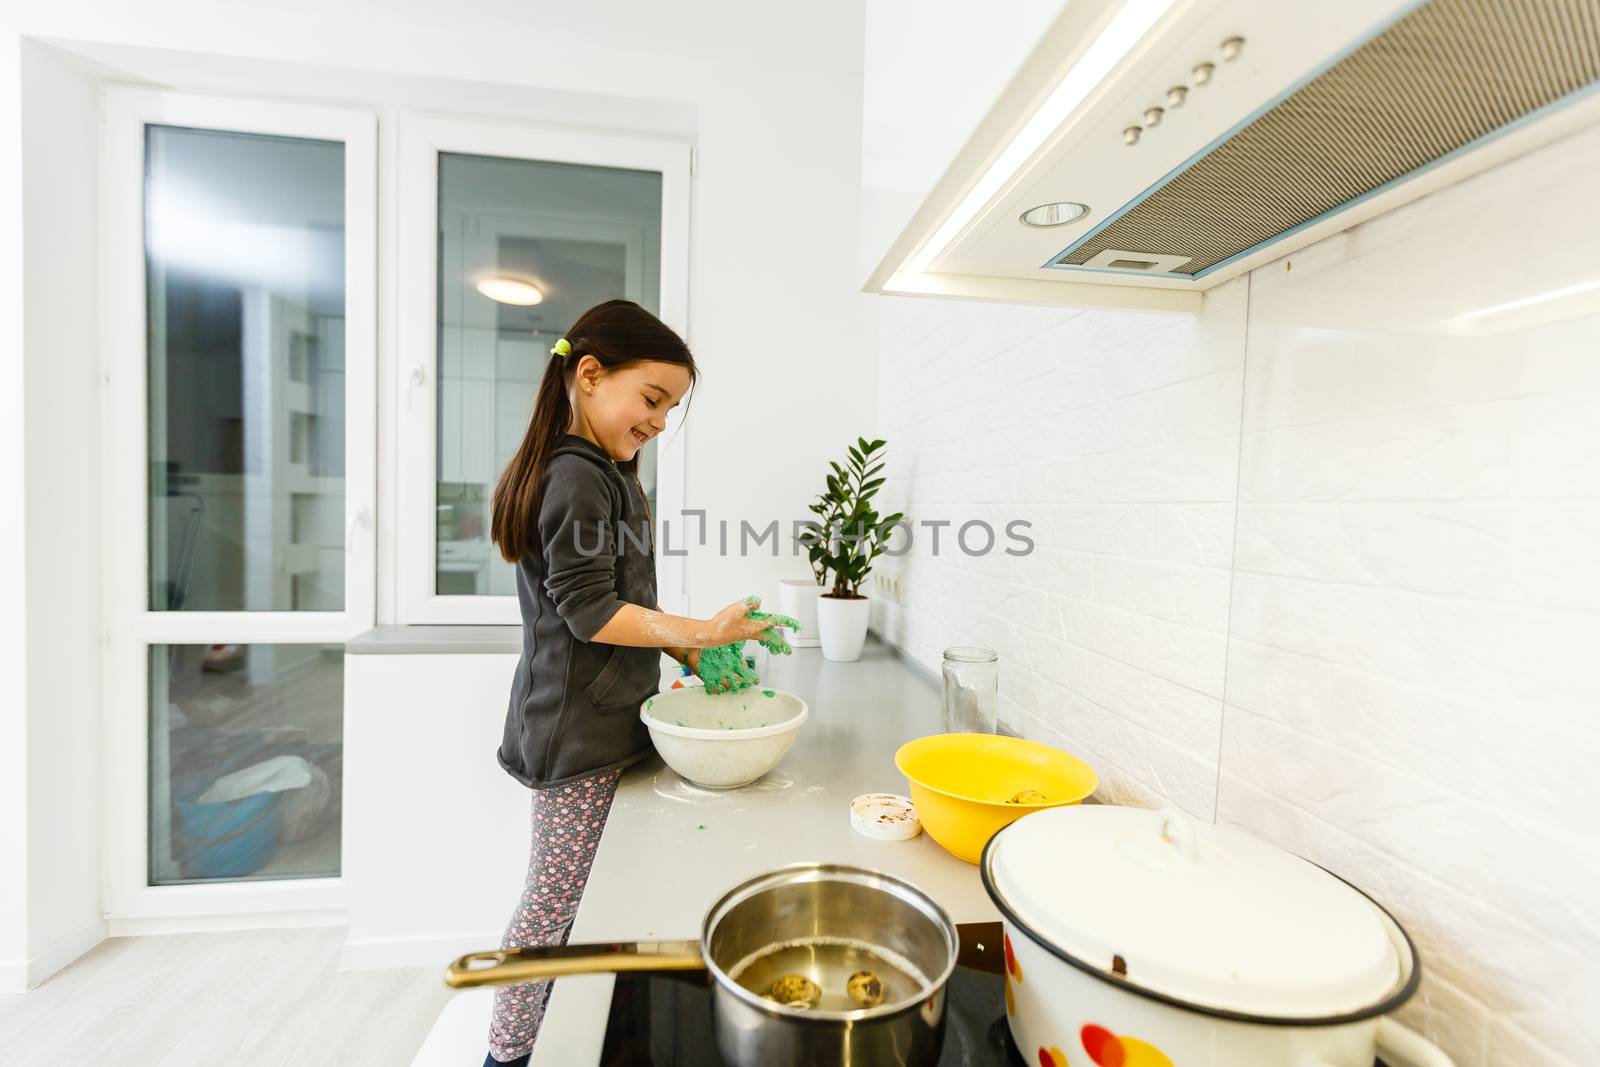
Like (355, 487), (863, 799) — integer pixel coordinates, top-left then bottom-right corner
(146, 125), (346, 612)
(149, 643), (343, 885)
(435, 153), (662, 595)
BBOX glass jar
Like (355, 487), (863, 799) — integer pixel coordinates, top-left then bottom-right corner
(942, 646), (999, 734)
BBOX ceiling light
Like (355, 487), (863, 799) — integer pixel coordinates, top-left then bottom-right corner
(475, 276), (544, 306)
(1020, 202), (1090, 228)
(906, 0), (1178, 275)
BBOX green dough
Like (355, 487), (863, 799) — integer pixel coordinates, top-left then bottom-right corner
(747, 608), (801, 655)
(693, 596), (802, 695)
(696, 643), (760, 694)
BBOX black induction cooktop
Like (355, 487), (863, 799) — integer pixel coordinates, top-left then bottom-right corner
(598, 923), (1023, 1066)
(597, 920), (1395, 1067)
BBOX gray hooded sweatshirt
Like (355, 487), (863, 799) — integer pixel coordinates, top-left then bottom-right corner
(498, 433), (661, 788)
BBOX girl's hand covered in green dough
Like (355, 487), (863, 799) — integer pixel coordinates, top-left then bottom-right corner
(746, 608), (801, 655)
(702, 595), (802, 652)
(704, 595), (778, 646)
(695, 643), (762, 694)
(691, 597), (801, 694)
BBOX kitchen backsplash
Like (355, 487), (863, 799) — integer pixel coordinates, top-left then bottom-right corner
(871, 123), (1600, 1066)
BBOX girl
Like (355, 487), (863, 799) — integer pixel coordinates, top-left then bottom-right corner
(483, 299), (779, 1067)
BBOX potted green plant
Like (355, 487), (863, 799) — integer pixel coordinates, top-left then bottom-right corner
(812, 437), (904, 661)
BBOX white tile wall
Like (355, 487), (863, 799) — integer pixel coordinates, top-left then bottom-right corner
(872, 122), (1600, 1066)
(1219, 119), (1600, 1067)
(875, 279), (1247, 821)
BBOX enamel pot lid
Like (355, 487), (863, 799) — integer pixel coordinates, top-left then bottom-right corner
(981, 805), (1420, 1023)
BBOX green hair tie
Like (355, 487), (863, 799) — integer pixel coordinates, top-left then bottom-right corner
(550, 337), (572, 358)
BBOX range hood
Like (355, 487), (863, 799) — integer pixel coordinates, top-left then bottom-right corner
(865, 0), (1600, 313)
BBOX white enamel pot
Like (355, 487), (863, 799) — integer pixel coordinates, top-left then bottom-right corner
(980, 806), (1456, 1067)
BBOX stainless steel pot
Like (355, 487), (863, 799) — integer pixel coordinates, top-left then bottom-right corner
(446, 862), (960, 1067)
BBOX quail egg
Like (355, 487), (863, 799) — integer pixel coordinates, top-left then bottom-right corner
(769, 974), (820, 1007)
(846, 969), (885, 1008)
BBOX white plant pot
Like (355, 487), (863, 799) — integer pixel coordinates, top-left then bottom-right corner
(817, 593), (870, 662)
(776, 578), (826, 648)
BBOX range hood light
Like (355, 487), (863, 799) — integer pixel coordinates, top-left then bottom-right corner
(904, 0), (1178, 274)
(475, 276), (545, 306)
(1021, 202), (1091, 228)
(1457, 276), (1600, 322)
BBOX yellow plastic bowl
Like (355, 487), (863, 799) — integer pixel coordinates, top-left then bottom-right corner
(894, 733), (1098, 864)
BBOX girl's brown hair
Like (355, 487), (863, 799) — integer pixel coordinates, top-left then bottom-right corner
(491, 299), (697, 563)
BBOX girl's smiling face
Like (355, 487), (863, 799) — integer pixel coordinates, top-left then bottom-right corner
(569, 356), (692, 462)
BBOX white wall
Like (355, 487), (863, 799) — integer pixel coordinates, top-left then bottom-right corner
(1216, 125), (1600, 1066)
(3, 0), (875, 982)
(0, 39), (110, 993)
(874, 284), (1243, 819)
(869, 118), (1600, 1066)
(0, 30), (30, 987)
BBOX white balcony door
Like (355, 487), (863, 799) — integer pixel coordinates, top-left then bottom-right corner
(100, 88), (376, 921)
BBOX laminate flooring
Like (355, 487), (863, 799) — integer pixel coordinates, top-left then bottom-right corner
(0, 928), (454, 1066)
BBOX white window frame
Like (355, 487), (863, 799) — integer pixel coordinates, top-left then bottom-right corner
(99, 87), (377, 923)
(395, 112), (692, 624)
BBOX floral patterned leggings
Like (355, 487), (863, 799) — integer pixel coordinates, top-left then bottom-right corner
(486, 768), (623, 1063)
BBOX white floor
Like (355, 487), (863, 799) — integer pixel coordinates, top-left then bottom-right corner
(0, 928), (454, 1066)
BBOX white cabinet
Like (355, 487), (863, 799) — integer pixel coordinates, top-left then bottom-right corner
(342, 646), (528, 967)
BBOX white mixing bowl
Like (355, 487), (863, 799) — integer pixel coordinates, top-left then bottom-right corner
(640, 685), (808, 789)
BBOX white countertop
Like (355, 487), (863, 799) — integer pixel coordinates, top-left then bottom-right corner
(413, 635), (1001, 1067)
(535, 636), (1001, 1065)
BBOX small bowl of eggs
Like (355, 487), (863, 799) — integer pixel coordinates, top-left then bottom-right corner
(893, 733), (1097, 863)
